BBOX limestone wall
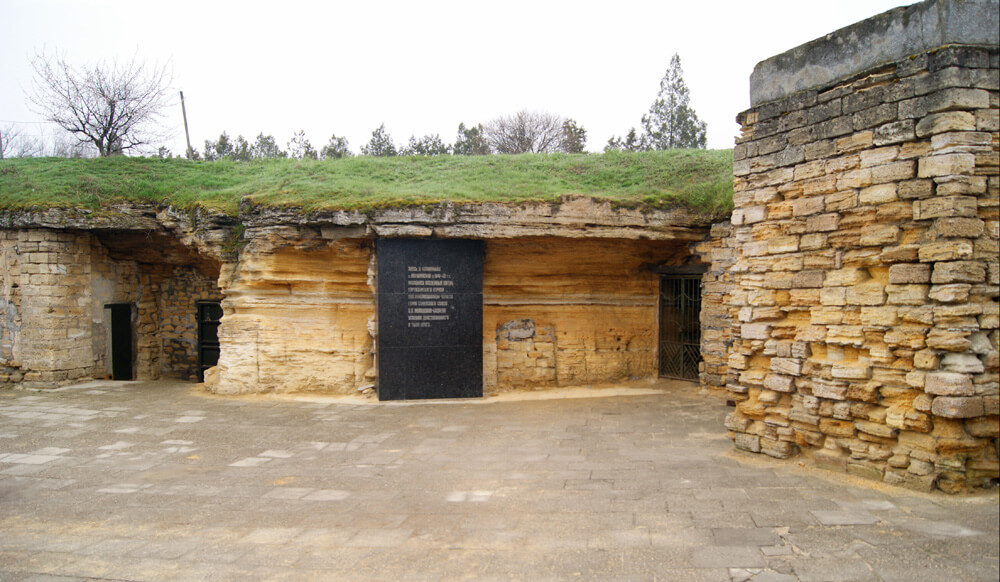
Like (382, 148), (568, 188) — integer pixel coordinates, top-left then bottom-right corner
(213, 230), (376, 394)
(726, 40), (999, 491)
(0, 228), (224, 387)
(155, 265), (223, 379)
(695, 221), (736, 391)
(4, 229), (96, 386)
(0, 231), (22, 382)
(483, 238), (690, 391)
(210, 232), (711, 395)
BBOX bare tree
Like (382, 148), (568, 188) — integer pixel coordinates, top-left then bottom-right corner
(27, 51), (171, 156)
(0, 123), (22, 159)
(50, 130), (96, 158)
(483, 110), (566, 154)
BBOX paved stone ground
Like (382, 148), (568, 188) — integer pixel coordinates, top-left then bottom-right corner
(0, 380), (996, 581)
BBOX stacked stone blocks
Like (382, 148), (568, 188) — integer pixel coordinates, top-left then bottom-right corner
(1, 228), (223, 387)
(725, 44), (999, 492)
(695, 221), (736, 390)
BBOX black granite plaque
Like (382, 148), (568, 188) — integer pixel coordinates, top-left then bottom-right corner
(377, 238), (483, 400)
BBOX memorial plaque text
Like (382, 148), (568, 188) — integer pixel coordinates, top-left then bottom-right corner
(377, 239), (483, 400)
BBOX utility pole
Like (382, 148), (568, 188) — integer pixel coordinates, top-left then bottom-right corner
(180, 91), (193, 158)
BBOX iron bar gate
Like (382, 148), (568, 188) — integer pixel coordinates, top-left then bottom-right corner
(658, 275), (702, 380)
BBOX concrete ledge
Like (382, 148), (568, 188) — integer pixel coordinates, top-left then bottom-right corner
(750, 0), (1000, 106)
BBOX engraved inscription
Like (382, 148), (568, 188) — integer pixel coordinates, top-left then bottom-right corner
(406, 265), (454, 327)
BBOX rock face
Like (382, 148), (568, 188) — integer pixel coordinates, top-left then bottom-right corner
(724, 0), (999, 492)
(1, 198), (718, 396)
(213, 231), (375, 395)
(208, 199), (715, 395)
(483, 237), (692, 391)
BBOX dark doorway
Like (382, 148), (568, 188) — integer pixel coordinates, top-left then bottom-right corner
(106, 303), (133, 381)
(197, 301), (223, 382)
(659, 276), (702, 380)
(377, 238), (484, 400)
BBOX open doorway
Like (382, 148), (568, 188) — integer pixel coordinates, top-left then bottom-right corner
(105, 303), (134, 381)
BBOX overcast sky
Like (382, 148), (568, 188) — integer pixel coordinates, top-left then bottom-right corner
(1, 0), (909, 155)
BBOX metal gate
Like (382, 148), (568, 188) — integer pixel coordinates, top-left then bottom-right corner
(658, 276), (702, 380)
(197, 301), (223, 382)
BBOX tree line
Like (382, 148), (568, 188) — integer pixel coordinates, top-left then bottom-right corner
(6, 51), (706, 160)
(194, 113), (587, 161)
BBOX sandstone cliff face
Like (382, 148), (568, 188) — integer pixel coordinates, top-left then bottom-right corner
(213, 229), (375, 395)
(483, 238), (688, 391)
(1, 198), (716, 394)
(209, 231), (707, 396)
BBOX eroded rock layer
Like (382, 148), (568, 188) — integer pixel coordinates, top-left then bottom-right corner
(213, 232), (375, 394)
(483, 238), (691, 391)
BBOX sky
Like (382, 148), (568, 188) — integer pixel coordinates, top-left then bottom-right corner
(1, 0), (911, 155)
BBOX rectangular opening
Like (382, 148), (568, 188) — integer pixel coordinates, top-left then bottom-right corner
(105, 303), (133, 381)
(659, 276), (701, 381)
(197, 301), (223, 382)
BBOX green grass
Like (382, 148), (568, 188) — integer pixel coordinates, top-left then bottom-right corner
(0, 150), (734, 218)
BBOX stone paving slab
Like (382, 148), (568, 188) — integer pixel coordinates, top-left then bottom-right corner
(0, 380), (997, 581)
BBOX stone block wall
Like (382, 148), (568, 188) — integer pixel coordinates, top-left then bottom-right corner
(137, 264), (222, 380)
(0, 228), (224, 387)
(695, 221), (736, 390)
(0, 231), (22, 382)
(726, 43), (999, 492)
(4, 229), (96, 385)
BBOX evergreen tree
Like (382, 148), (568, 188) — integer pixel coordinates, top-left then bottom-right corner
(402, 134), (450, 156)
(231, 135), (252, 161)
(202, 132), (232, 161)
(453, 123), (490, 155)
(641, 53), (707, 149)
(560, 118), (587, 153)
(321, 134), (352, 159)
(251, 133), (286, 159)
(605, 127), (645, 152)
(361, 124), (397, 157)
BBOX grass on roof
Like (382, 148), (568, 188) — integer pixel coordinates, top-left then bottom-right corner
(0, 150), (734, 218)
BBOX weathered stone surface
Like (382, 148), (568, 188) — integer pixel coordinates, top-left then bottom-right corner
(914, 196), (979, 220)
(727, 24), (999, 492)
(931, 261), (986, 284)
(919, 240), (975, 262)
(925, 372), (975, 396)
(915, 111), (978, 137)
(928, 283), (972, 303)
(889, 264), (931, 284)
(926, 328), (972, 353)
(940, 353), (986, 374)
(764, 373), (796, 392)
(931, 396), (985, 418)
(749, 0), (1000, 106)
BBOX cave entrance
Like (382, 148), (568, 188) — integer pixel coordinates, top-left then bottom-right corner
(106, 303), (134, 381)
(93, 230), (223, 383)
(658, 275), (702, 381)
